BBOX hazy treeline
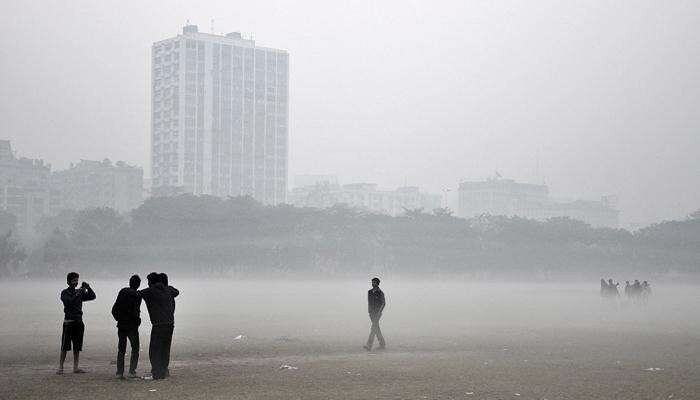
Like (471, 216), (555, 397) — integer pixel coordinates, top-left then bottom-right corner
(1, 196), (699, 279)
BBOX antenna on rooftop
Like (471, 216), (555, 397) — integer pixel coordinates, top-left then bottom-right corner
(211, 18), (215, 33)
(534, 148), (541, 182)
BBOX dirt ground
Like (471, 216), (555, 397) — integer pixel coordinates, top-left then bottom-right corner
(1, 280), (698, 399)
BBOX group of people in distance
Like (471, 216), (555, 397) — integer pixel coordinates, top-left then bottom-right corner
(58, 273), (387, 379)
(623, 279), (652, 304)
(58, 271), (179, 379)
(600, 278), (652, 304)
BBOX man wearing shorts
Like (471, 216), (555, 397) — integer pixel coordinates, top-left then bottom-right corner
(58, 272), (96, 374)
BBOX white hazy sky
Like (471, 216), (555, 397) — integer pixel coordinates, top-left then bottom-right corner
(1, 0), (699, 227)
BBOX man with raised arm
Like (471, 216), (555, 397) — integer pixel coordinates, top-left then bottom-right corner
(57, 272), (96, 374)
(159, 273), (177, 377)
(139, 272), (179, 379)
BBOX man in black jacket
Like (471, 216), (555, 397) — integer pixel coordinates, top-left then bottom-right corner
(58, 272), (96, 374)
(140, 272), (179, 379)
(159, 273), (176, 377)
(111, 275), (142, 379)
(364, 277), (386, 351)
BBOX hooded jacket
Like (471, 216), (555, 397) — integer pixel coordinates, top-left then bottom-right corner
(139, 283), (179, 326)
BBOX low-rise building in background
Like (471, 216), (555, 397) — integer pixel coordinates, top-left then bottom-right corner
(0, 140), (53, 232)
(293, 174), (338, 189)
(458, 177), (619, 228)
(52, 159), (144, 213)
(290, 181), (441, 216)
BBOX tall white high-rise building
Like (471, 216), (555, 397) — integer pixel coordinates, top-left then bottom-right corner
(151, 25), (289, 204)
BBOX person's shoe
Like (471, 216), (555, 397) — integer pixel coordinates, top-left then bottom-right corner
(376, 345), (386, 351)
(363, 345), (371, 351)
(73, 369), (86, 374)
(116, 373), (125, 380)
(127, 372), (139, 379)
(56, 369), (64, 375)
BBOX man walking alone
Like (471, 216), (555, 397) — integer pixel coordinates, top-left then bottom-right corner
(364, 277), (386, 351)
(111, 275), (142, 379)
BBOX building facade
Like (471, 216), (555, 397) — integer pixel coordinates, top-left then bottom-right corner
(0, 140), (53, 232)
(458, 177), (619, 228)
(293, 174), (338, 189)
(290, 182), (441, 216)
(151, 25), (289, 205)
(52, 159), (143, 213)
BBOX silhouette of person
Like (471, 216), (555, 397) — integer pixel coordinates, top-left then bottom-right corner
(57, 272), (96, 374)
(624, 281), (631, 297)
(159, 273), (177, 377)
(641, 281), (651, 303)
(111, 274), (142, 379)
(633, 279), (642, 297)
(364, 277), (386, 351)
(600, 278), (609, 297)
(607, 279), (619, 297)
(139, 272), (179, 379)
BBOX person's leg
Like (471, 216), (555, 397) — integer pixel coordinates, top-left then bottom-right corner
(375, 318), (386, 349)
(149, 327), (160, 378)
(365, 315), (377, 349)
(152, 325), (169, 379)
(72, 350), (81, 372)
(128, 328), (140, 376)
(58, 351), (67, 374)
(58, 323), (69, 374)
(116, 329), (127, 377)
(73, 322), (85, 373)
(162, 325), (173, 377)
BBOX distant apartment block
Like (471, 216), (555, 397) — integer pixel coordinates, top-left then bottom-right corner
(52, 159), (143, 213)
(151, 24), (289, 205)
(0, 140), (55, 232)
(290, 182), (441, 216)
(458, 177), (619, 228)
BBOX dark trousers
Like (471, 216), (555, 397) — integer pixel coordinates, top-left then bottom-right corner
(116, 327), (139, 375)
(366, 313), (385, 348)
(149, 324), (174, 379)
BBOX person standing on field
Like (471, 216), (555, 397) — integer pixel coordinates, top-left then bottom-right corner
(57, 272), (96, 374)
(140, 272), (179, 380)
(111, 274), (142, 379)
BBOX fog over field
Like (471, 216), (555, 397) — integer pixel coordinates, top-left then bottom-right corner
(1, 279), (699, 398)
